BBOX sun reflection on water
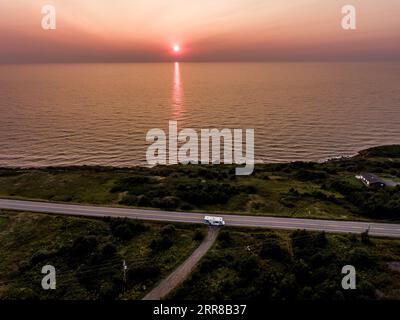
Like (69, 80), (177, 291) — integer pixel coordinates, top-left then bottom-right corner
(172, 62), (184, 120)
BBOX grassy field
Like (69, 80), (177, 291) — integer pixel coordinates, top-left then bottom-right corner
(0, 145), (399, 300)
(3, 210), (400, 301)
(170, 228), (400, 300)
(0, 210), (204, 300)
(0, 145), (399, 222)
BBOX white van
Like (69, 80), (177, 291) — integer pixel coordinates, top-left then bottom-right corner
(204, 216), (225, 226)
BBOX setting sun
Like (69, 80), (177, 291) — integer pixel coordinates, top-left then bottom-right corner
(173, 44), (181, 53)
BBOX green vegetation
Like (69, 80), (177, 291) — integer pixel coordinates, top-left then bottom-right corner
(170, 228), (400, 300)
(358, 145), (400, 158)
(2, 210), (400, 301)
(0, 210), (203, 300)
(1, 145), (399, 300)
(0, 145), (399, 221)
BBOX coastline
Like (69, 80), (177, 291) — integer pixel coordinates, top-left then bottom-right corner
(0, 144), (399, 223)
(1, 144), (398, 170)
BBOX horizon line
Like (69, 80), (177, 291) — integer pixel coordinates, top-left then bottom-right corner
(1, 59), (400, 65)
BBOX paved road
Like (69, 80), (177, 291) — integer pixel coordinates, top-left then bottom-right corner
(143, 227), (219, 300)
(1, 199), (400, 237)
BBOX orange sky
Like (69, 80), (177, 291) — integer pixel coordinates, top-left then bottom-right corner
(0, 0), (399, 62)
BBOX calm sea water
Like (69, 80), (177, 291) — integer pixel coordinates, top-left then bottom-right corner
(0, 62), (399, 167)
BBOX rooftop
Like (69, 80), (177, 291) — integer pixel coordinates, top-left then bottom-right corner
(359, 172), (386, 186)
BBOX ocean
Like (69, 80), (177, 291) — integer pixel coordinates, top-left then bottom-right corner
(0, 62), (399, 167)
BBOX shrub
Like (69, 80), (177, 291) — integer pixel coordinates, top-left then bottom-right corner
(157, 196), (180, 210)
(218, 231), (233, 248)
(113, 224), (134, 241)
(161, 224), (176, 236)
(238, 185), (258, 194)
(259, 173), (270, 180)
(193, 229), (205, 241)
(310, 191), (329, 201)
(251, 201), (265, 211)
(150, 235), (173, 253)
(260, 241), (289, 261)
(292, 259), (311, 284)
(349, 248), (375, 267)
(99, 281), (120, 300)
(111, 176), (154, 193)
(175, 181), (238, 206)
(119, 195), (138, 206)
(101, 243), (117, 257)
(199, 252), (231, 273)
(30, 249), (57, 265)
(314, 232), (328, 247)
(127, 264), (161, 282)
(180, 203), (194, 211)
(360, 145), (400, 158)
(71, 236), (98, 257)
(237, 255), (260, 279)
(295, 170), (327, 181)
(4, 287), (39, 300)
(110, 218), (147, 241)
(137, 195), (152, 207)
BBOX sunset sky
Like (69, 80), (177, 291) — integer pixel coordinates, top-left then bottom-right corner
(1, 0), (399, 63)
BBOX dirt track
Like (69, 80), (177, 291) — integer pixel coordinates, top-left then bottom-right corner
(143, 227), (219, 300)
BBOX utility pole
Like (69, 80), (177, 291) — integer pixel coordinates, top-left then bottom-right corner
(122, 260), (128, 293)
